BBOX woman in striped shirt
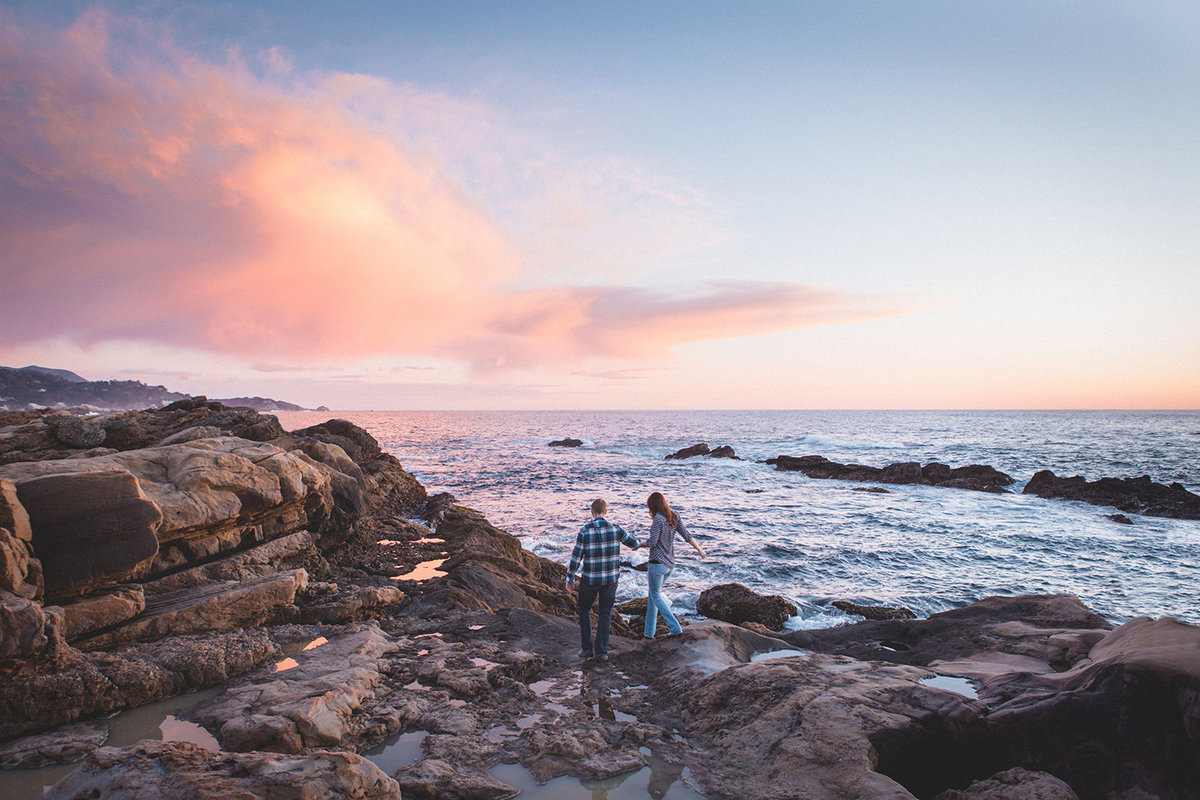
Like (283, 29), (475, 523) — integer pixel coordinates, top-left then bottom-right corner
(642, 491), (707, 638)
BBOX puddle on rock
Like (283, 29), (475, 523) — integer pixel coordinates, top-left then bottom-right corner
(0, 687), (224, 800)
(750, 649), (808, 663)
(390, 559), (448, 582)
(363, 730), (426, 775)
(470, 657), (502, 671)
(274, 636), (330, 673)
(490, 753), (704, 800)
(918, 675), (979, 700)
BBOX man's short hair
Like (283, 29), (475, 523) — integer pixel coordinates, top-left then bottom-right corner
(590, 498), (607, 515)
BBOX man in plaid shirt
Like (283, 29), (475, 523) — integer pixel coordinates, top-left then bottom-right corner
(566, 498), (640, 662)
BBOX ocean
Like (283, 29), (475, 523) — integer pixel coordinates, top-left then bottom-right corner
(276, 410), (1200, 628)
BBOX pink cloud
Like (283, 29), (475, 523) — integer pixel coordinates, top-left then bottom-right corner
(0, 10), (909, 375)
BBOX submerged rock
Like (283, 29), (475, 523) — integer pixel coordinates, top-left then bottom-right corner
(665, 443), (711, 459)
(697, 583), (796, 630)
(832, 600), (916, 621)
(548, 438), (583, 447)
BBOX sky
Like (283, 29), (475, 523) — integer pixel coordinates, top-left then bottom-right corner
(1, 1), (1197, 410)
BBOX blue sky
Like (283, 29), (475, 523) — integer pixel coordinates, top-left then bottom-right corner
(1, 1), (1197, 408)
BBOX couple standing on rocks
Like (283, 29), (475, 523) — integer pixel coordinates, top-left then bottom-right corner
(565, 491), (708, 661)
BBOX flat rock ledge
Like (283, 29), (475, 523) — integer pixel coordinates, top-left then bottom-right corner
(44, 740), (400, 800)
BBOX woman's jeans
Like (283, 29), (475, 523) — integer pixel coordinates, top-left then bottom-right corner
(645, 562), (682, 636)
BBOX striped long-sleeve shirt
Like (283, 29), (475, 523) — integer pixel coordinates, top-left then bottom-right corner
(567, 517), (640, 584)
(644, 513), (695, 570)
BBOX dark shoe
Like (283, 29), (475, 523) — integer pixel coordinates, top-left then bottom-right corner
(594, 653), (609, 662)
(580, 648), (593, 659)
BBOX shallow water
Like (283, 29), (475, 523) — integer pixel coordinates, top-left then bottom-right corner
(0, 687), (223, 800)
(918, 675), (979, 700)
(491, 754), (705, 800)
(278, 410), (1200, 627)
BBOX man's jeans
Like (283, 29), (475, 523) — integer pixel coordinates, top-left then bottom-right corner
(645, 562), (682, 637)
(577, 579), (618, 657)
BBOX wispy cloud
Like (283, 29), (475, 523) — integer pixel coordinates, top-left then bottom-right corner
(0, 10), (912, 378)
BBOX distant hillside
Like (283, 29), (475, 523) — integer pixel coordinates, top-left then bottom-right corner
(0, 366), (189, 411)
(211, 396), (305, 412)
(0, 367), (307, 412)
(17, 365), (88, 383)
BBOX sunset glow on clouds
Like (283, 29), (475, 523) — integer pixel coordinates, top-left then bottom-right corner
(0, 8), (893, 381)
(1, 2), (1197, 409)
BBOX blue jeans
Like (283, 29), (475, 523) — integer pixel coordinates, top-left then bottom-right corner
(645, 562), (682, 636)
(577, 580), (618, 657)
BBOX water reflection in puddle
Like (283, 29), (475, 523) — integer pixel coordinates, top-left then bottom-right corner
(390, 559), (448, 582)
(363, 730), (426, 775)
(274, 636), (329, 673)
(470, 657), (502, 671)
(918, 674), (979, 700)
(750, 649), (807, 663)
(0, 687), (224, 800)
(490, 754), (704, 800)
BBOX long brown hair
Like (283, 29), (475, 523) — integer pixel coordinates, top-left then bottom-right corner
(647, 491), (678, 528)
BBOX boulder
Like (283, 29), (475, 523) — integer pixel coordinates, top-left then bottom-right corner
(697, 583), (796, 630)
(0, 478), (32, 542)
(709, 445), (741, 459)
(0, 590), (69, 666)
(1023, 470), (1200, 519)
(49, 416), (106, 448)
(14, 470), (161, 598)
(981, 616), (1200, 799)
(934, 767), (1079, 800)
(0, 525), (42, 599)
(548, 438), (583, 447)
(44, 739), (401, 800)
(665, 443), (710, 460)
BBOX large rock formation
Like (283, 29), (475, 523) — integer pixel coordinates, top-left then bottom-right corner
(767, 455), (1014, 492)
(0, 436), (362, 598)
(1023, 469), (1200, 519)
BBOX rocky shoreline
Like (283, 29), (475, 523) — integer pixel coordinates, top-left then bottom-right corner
(1, 404), (1198, 799)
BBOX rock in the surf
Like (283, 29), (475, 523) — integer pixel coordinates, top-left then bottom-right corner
(1023, 470), (1200, 519)
(697, 582), (796, 630)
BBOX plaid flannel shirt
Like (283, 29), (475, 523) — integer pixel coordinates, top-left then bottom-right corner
(567, 517), (639, 584)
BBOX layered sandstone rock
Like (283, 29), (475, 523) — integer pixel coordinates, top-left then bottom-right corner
(0, 437), (362, 595)
(13, 470), (161, 597)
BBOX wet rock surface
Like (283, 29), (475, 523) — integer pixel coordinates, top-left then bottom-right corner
(696, 582), (797, 630)
(1024, 469), (1200, 519)
(766, 454), (1015, 492)
(44, 739), (401, 799)
(548, 438), (583, 447)
(0, 405), (1196, 800)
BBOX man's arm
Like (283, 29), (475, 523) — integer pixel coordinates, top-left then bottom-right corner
(617, 523), (640, 550)
(566, 526), (586, 584)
